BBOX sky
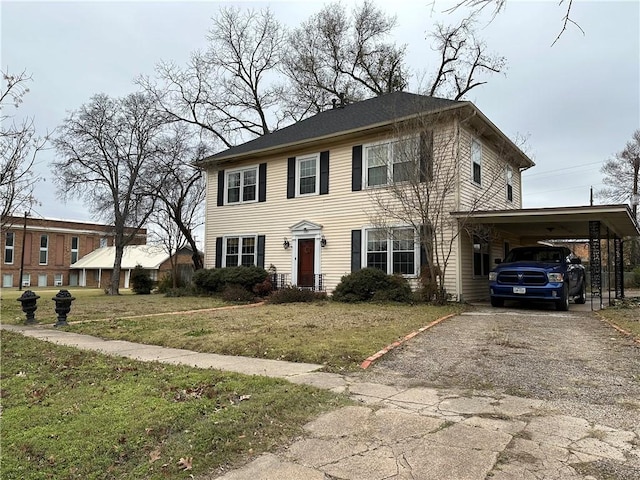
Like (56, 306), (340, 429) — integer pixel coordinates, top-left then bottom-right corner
(2, 0), (639, 226)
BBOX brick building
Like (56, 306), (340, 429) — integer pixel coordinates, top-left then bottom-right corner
(1, 215), (146, 288)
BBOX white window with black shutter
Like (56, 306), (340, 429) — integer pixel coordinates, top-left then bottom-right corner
(217, 164), (267, 206)
(215, 235), (265, 268)
(353, 132), (432, 190)
(287, 151), (329, 198)
(350, 227), (419, 276)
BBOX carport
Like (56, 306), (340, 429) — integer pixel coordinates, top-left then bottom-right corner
(452, 204), (640, 308)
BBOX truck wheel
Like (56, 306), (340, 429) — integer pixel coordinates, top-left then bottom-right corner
(556, 284), (569, 311)
(575, 281), (586, 304)
(491, 297), (504, 307)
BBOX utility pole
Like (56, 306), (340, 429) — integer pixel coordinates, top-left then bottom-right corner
(18, 211), (28, 291)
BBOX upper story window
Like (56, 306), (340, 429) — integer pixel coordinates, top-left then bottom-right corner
(365, 227), (417, 276)
(71, 236), (79, 263)
(297, 154), (319, 196)
(224, 235), (256, 267)
(365, 138), (417, 188)
(39, 234), (49, 265)
(4, 232), (14, 264)
(471, 139), (482, 186)
(226, 166), (257, 204)
(505, 165), (513, 202)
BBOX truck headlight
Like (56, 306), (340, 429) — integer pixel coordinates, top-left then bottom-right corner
(488, 272), (497, 281)
(547, 272), (564, 283)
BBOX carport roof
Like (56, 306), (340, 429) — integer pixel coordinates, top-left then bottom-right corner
(451, 204), (640, 242)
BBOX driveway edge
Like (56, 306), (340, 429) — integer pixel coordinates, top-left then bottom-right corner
(360, 313), (457, 369)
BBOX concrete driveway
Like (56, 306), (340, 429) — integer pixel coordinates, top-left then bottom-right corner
(355, 302), (640, 479)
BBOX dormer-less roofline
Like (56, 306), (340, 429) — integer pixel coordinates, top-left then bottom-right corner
(195, 92), (534, 171)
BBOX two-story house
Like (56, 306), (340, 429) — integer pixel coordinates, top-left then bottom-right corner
(1, 216), (146, 288)
(197, 92), (639, 302)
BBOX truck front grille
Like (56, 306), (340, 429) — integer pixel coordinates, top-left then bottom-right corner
(497, 270), (547, 286)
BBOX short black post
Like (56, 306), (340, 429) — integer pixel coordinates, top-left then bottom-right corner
(17, 290), (40, 325)
(52, 289), (76, 327)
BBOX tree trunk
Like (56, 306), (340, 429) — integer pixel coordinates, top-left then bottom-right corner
(108, 244), (124, 295)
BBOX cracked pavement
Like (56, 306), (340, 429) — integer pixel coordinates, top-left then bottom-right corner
(209, 378), (639, 480)
(211, 304), (640, 480)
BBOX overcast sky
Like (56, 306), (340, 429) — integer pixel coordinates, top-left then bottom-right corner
(2, 0), (639, 225)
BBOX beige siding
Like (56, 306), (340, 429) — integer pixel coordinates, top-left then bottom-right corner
(457, 126), (522, 212)
(204, 125), (466, 294)
(204, 119), (526, 301)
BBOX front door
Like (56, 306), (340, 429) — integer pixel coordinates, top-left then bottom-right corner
(298, 239), (315, 287)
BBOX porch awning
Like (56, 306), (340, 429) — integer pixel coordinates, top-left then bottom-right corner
(451, 204), (640, 242)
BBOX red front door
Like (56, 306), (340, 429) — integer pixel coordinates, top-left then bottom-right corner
(298, 239), (315, 287)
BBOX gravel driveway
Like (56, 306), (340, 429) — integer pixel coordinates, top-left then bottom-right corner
(359, 304), (640, 433)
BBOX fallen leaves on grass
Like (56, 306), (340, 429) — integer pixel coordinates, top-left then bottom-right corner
(178, 456), (193, 470)
(148, 448), (161, 463)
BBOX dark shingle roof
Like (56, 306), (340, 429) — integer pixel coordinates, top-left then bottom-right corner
(200, 92), (462, 164)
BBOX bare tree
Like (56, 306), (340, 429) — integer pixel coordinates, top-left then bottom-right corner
(366, 110), (515, 303)
(597, 129), (640, 264)
(284, 0), (407, 116)
(52, 92), (167, 295)
(147, 123), (207, 271)
(426, 15), (506, 100)
(0, 69), (48, 228)
(149, 205), (188, 289)
(444, 0), (583, 46)
(137, 6), (286, 148)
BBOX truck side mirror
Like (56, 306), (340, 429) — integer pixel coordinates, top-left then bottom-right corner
(494, 258), (502, 264)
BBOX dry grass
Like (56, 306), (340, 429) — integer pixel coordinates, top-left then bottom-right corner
(597, 295), (640, 340)
(1, 288), (228, 325)
(66, 301), (464, 371)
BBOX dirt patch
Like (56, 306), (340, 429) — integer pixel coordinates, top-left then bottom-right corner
(357, 305), (640, 432)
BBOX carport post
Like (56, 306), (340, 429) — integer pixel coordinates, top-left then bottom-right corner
(589, 220), (603, 310)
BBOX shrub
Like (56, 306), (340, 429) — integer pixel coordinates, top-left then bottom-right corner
(222, 284), (256, 303)
(268, 287), (327, 304)
(192, 268), (224, 293)
(253, 278), (273, 297)
(193, 266), (268, 295)
(222, 266), (269, 291)
(332, 268), (411, 303)
(157, 272), (187, 294)
(416, 265), (440, 302)
(164, 286), (195, 297)
(130, 265), (153, 295)
(371, 274), (413, 303)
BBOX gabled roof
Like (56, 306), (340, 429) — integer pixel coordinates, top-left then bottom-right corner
(198, 92), (462, 165)
(70, 245), (186, 270)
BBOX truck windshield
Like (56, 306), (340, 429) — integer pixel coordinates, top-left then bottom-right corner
(504, 248), (563, 263)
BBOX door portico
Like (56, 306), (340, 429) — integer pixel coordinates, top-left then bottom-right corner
(289, 220), (324, 289)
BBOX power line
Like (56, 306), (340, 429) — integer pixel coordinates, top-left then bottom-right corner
(523, 160), (603, 178)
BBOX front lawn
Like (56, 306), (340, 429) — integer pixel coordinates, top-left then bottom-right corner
(1, 288), (229, 325)
(66, 302), (464, 371)
(0, 331), (347, 480)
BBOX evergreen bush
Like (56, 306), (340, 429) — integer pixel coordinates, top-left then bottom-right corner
(130, 264), (153, 295)
(332, 268), (412, 303)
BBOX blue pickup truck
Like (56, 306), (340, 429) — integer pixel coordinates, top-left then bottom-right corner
(488, 246), (586, 311)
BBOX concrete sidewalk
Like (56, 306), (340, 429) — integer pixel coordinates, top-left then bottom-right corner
(1, 324), (322, 378)
(3, 323), (638, 479)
